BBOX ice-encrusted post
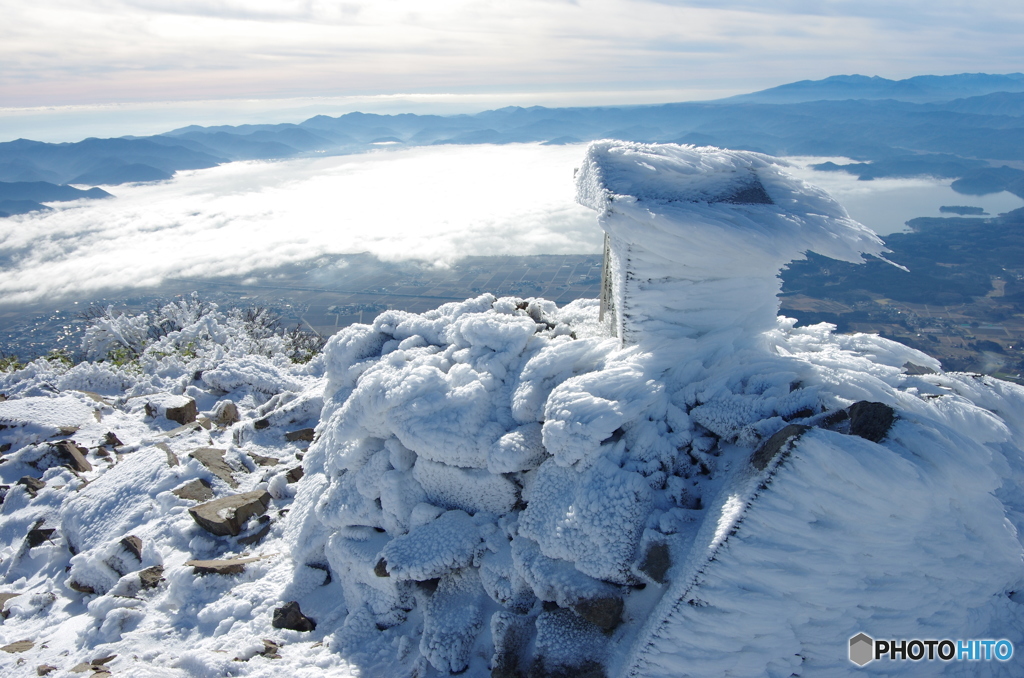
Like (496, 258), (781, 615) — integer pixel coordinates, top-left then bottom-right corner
(576, 141), (887, 348)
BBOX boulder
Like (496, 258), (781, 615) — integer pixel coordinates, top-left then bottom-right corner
(573, 596), (623, 631)
(254, 418), (271, 430)
(285, 428), (315, 442)
(215, 402), (239, 426)
(285, 466), (304, 483)
(104, 432), (124, 447)
(138, 565), (165, 590)
(258, 639), (281, 659)
(237, 517), (272, 546)
(51, 439), (92, 473)
(189, 490), (272, 537)
(1, 640), (33, 653)
(37, 665), (57, 676)
(156, 442), (179, 467)
(172, 478), (214, 502)
(750, 424), (809, 471)
(68, 580), (96, 595)
(248, 452), (278, 467)
(272, 601), (316, 632)
(189, 447), (240, 487)
(162, 421), (202, 438)
(165, 398), (198, 425)
(903, 361), (937, 375)
(0, 592), (20, 619)
(26, 527), (56, 548)
(186, 556), (263, 575)
(638, 541), (671, 584)
(18, 476), (46, 497)
(120, 535), (143, 561)
(848, 401), (896, 443)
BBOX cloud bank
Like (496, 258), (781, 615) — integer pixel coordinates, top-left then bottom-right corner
(2, 0), (1023, 108)
(0, 144), (599, 306)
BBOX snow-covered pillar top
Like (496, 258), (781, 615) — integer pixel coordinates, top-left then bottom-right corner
(576, 141), (886, 349)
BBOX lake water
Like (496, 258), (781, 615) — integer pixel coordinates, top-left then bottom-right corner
(783, 157), (1024, 236)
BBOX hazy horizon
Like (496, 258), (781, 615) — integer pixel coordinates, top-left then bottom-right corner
(3, 1), (1021, 126)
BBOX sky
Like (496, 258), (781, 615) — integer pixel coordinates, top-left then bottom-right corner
(2, 0), (1023, 138)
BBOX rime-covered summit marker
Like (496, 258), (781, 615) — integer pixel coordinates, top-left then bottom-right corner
(576, 141), (886, 347)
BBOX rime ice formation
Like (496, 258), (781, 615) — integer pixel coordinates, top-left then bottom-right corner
(288, 142), (1024, 677)
(578, 140), (887, 348)
(2, 143), (1024, 677)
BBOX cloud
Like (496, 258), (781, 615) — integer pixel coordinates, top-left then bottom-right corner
(1, 1), (1022, 108)
(782, 157), (1024, 236)
(0, 143), (600, 306)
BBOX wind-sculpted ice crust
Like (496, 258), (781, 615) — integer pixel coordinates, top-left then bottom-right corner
(296, 143), (1024, 677)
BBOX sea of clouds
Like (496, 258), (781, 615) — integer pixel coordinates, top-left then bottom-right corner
(3, 144), (1023, 309)
(0, 143), (600, 306)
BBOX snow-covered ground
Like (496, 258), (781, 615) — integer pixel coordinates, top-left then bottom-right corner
(2, 142), (1024, 677)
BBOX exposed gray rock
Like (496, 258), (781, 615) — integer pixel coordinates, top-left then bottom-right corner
(820, 409), (850, 429)
(272, 601), (316, 632)
(285, 466), (304, 483)
(120, 535), (143, 562)
(18, 476), (46, 497)
(215, 401), (239, 426)
(903, 361), (937, 375)
(51, 439), (92, 473)
(238, 516), (272, 546)
(639, 542), (671, 584)
(285, 428), (315, 442)
(188, 490), (272, 537)
(0, 592), (20, 619)
(189, 447), (240, 488)
(248, 452), (278, 467)
(572, 596), (623, 631)
(36, 664), (56, 675)
(172, 478), (214, 502)
(186, 556), (263, 575)
(162, 421), (202, 438)
(492, 611), (533, 678)
(848, 401), (896, 443)
(68, 580), (96, 594)
(750, 424), (809, 471)
(138, 565), (165, 590)
(26, 527), (56, 548)
(258, 639), (281, 659)
(254, 418), (270, 430)
(1, 639), (33, 653)
(155, 442), (179, 466)
(104, 432), (123, 447)
(165, 399), (198, 425)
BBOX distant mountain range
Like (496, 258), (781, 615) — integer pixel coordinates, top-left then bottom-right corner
(726, 72), (1024, 104)
(2, 72), (1023, 216)
(0, 181), (112, 217)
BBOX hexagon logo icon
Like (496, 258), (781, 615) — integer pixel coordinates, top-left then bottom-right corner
(849, 633), (874, 666)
